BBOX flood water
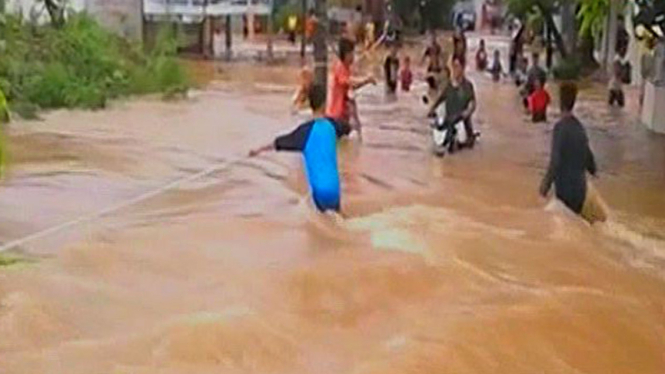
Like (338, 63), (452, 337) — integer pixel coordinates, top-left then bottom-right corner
(1, 38), (665, 374)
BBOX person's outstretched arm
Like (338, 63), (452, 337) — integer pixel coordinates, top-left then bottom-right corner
(249, 123), (311, 157)
(351, 75), (376, 90)
(540, 124), (562, 197)
(248, 143), (274, 157)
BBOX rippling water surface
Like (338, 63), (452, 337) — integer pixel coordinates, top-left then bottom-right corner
(0, 41), (664, 374)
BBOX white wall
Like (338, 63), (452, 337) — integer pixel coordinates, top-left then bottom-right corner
(6, 0), (85, 19)
(6, 0), (143, 40)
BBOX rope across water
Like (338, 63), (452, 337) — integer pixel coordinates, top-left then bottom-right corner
(0, 155), (249, 253)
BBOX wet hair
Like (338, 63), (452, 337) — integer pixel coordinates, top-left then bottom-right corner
(559, 82), (578, 112)
(308, 84), (326, 111)
(338, 38), (355, 60)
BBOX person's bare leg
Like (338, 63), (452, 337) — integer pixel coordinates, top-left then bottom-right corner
(348, 99), (363, 141)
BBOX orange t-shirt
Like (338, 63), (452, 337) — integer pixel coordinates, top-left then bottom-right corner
(326, 60), (351, 122)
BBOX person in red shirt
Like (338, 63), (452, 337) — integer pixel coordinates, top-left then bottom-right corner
(326, 38), (375, 141)
(528, 76), (550, 123)
(400, 55), (413, 92)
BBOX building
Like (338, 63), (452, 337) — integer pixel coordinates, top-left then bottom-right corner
(6, 0), (271, 55)
(6, 0), (142, 39)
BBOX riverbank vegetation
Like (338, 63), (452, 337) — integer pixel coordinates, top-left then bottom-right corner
(0, 12), (189, 119)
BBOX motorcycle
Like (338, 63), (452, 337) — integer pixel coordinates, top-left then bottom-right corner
(423, 96), (477, 157)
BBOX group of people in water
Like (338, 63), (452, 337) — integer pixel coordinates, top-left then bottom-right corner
(250, 30), (608, 224)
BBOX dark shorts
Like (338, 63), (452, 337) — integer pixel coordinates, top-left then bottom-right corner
(532, 111), (547, 123)
(609, 89), (625, 107)
(334, 119), (353, 136)
(312, 188), (341, 212)
(387, 81), (397, 93)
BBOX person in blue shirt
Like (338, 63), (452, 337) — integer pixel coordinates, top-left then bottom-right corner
(249, 84), (350, 212)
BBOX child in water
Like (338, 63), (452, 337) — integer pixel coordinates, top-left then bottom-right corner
(326, 38), (376, 142)
(384, 44), (400, 96)
(528, 76), (550, 122)
(608, 55), (625, 108)
(291, 67), (313, 114)
(514, 54), (528, 87)
(476, 39), (488, 71)
(488, 50), (505, 82)
(249, 85), (349, 213)
(401, 55), (413, 92)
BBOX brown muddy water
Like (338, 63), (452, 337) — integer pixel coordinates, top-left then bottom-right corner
(0, 40), (664, 374)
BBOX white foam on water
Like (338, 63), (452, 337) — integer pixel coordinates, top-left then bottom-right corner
(600, 219), (665, 273)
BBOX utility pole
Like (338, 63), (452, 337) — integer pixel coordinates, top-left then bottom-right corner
(267, 0), (274, 62)
(313, 0), (327, 90)
(225, 14), (232, 60)
(604, 0), (621, 73)
(300, 0), (307, 61)
(560, 0), (576, 58)
(202, 0), (211, 58)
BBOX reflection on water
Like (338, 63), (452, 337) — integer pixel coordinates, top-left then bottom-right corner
(1, 48), (664, 374)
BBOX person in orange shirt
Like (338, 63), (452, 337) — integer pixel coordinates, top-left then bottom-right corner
(326, 38), (376, 141)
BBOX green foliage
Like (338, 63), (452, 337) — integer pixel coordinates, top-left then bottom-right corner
(0, 253), (29, 267)
(274, 2), (300, 33)
(423, 0), (457, 29)
(0, 13), (189, 117)
(577, 0), (609, 38)
(553, 56), (582, 80)
(396, 0), (455, 30)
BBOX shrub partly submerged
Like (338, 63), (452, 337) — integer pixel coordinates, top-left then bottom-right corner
(0, 13), (190, 116)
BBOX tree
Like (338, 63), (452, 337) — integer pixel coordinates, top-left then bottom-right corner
(394, 0), (456, 30)
(576, 0), (610, 68)
(577, 0), (609, 39)
(505, 0), (570, 58)
(37, 0), (66, 28)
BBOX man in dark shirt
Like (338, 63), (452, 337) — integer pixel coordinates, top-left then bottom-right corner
(249, 85), (350, 213)
(428, 56), (478, 148)
(540, 83), (606, 223)
(422, 32), (443, 73)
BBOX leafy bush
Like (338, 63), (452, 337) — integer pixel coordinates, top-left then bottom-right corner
(553, 57), (582, 80)
(274, 3), (300, 33)
(0, 12), (189, 116)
